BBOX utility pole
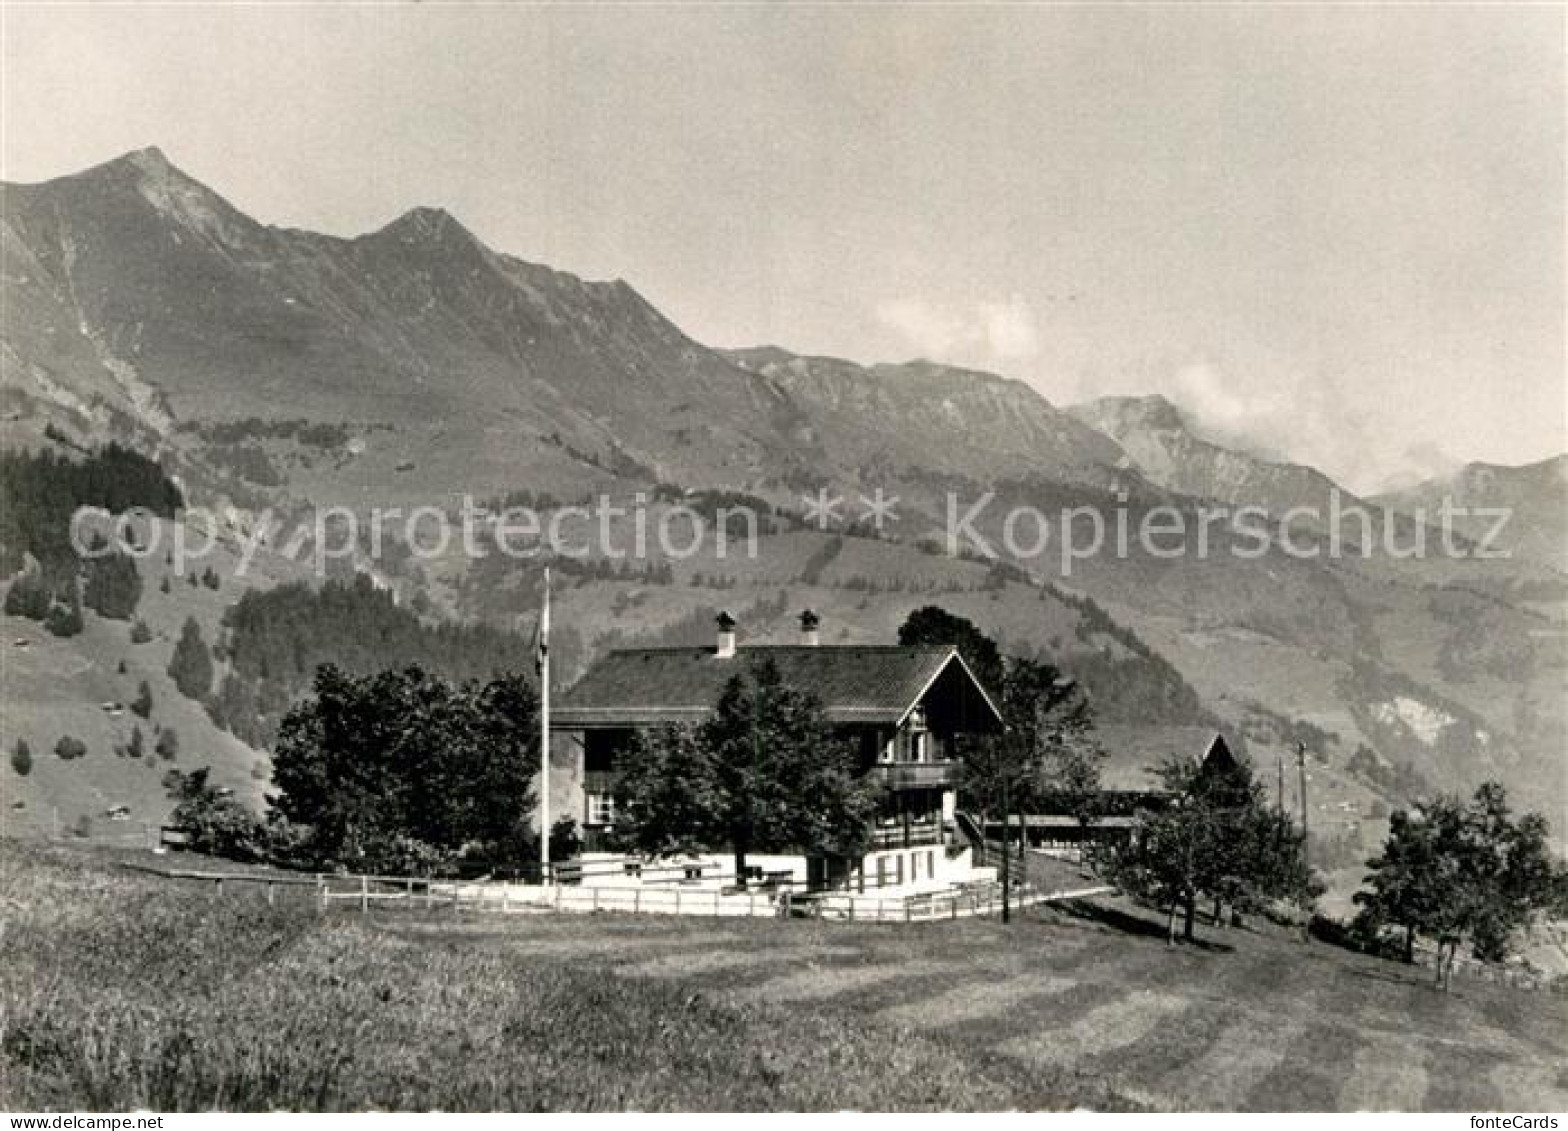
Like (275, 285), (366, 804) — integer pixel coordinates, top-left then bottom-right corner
(1296, 742), (1309, 855)
(1296, 741), (1311, 941)
(999, 772), (1011, 924)
(537, 567), (551, 883)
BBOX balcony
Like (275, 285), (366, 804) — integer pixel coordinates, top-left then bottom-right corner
(869, 819), (945, 849)
(871, 761), (958, 790)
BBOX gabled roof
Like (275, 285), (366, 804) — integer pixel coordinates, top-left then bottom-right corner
(553, 644), (1001, 730)
(1093, 725), (1231, 793)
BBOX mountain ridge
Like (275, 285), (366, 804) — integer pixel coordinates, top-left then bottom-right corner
(1, 149), (1130, 500)
(2, 147), (1563, 851)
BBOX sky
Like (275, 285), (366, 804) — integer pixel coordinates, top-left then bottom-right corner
(3, 3), (1562, 492)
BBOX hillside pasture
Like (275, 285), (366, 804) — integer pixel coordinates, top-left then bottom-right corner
(2, 843), (1563, 1111)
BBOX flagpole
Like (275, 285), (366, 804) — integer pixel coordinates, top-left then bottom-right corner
(539, 566), (551, 882)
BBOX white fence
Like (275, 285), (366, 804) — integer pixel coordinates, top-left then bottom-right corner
(123, 862), (1114, 923)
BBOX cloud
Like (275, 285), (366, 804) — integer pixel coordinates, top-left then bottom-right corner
(979, 297), (1041, 361)
(874, 295), (1041, 365)
(1161, 359), (1390, 492)
(1171, 362), (1254, 435)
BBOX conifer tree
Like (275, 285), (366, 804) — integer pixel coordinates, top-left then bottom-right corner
(168, 616), (214, 699)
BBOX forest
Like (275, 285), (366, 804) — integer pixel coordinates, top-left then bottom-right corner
(203, 574), (534, 747)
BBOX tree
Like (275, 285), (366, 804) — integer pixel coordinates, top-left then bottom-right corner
(131, 680), (154, 719)
(1098, 753), (1318, 945)
(549, 818), (583, 863)
(270, 664), (539, 873)
(613, 724), (723, 857)
(54, 735), (86, 761)
(130, 618), (153, 644)
(168, 616), (214, 699)
(957, 656), (1103, 921)
(155, 727), (179, 761)
(127, 725), (145, 760)
(165, 768), (269, 862)
(11, 739), (31, 776)
(201, 566), (221, 590)
(998, 658), (1102, 821)
(83, 552), (142, 620)
(613, 657), (881, 884)
(898, 606), (1004, 694)
(1354, 783), (1568, 989)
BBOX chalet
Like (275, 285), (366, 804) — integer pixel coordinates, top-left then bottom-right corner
(548, 610), (1003, 892)
(1004, 727), (1246, 852)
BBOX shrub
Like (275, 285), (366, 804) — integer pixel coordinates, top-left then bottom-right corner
(11, 739), (32, 776)
(4, 572), (51, 620)
(54, 735), (86, 761)
(128, 726), (145, 759)
(165, 768), (270, 862)
(130, 618), (153, 644)
(156, 728), (179, 762)
(44, 593), (83, 638)
(131, 680), (154, 718)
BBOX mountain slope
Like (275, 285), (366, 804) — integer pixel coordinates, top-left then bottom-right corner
(1, 150), (1127, 503)
(724, 346), (1128, 489)
(1372, 456), (1568, 572)
(1068, 394), (1367, 520)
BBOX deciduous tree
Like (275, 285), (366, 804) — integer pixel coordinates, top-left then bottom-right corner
(1355, 783), (1567, 988)
(270, 664), (538, 873)
(613, 658), (881, 884)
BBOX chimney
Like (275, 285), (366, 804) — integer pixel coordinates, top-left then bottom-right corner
(798, 608), (820, 646)
(715, 610), (737, 658)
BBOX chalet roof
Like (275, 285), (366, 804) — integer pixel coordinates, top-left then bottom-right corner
(554, 644), (1000, 730)
(1093, 725), (1234, 793)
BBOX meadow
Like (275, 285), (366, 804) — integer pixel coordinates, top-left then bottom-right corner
(2, 842), (1564, 1111)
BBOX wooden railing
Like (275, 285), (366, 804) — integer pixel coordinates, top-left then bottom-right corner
(871, 761), (958, 789)
(868, 820), (944, 849)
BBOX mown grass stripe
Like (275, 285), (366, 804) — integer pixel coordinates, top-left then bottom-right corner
(998, 988), (1190, 1068)
(1336, 1030), (1431, 1111)
(876, 974), (1079, 1030)
(1249, 1018), (1364, 1111)
(733, 959), (964, 1004)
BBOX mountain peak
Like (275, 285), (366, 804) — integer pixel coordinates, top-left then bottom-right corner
(1071, 393), (1186, 434)
(375, 205), (478, 247)
(63, 145), (257, 247)
(121, 145), (173, 173)
(88, 146), (193, 189)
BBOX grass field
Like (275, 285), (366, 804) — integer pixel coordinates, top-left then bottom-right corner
(3, 842), (1564, 1111)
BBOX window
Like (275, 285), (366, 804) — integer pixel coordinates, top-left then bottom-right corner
(587, 792), (616, 826)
